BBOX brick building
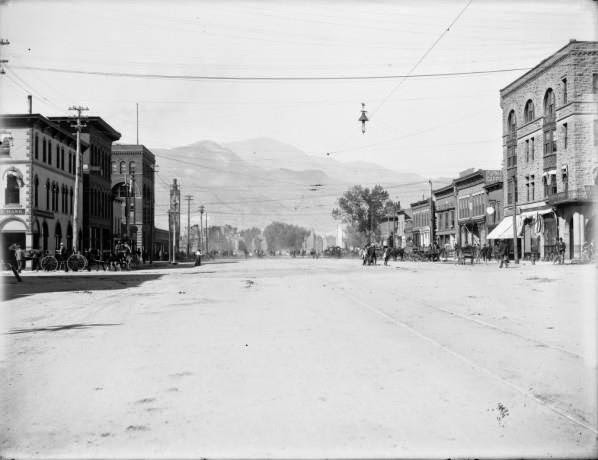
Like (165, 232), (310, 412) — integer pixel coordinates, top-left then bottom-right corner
(433, 183), (456, 249)
(497, 40), (598, 260)
(0, 114), (85, 261)
(50, 116), (121, 253)
(111, 144), (155, 255)
(410, 198), (431, 248)
(455, 168), (502, 247)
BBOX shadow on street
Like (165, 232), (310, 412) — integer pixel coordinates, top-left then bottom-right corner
(1, 273), (164, 302)
(7, 323), (122, 335)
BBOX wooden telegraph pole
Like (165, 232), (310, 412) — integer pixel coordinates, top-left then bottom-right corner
(69, 105), (88, 253)
(184, 195), (193, 256)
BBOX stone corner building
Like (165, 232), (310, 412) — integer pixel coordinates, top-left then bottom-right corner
(0, 113), (86, 260)
(498, 40), (598, 261)
(111, 144), (155, 254)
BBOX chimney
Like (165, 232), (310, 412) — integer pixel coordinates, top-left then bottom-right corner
(27, 95), (32, 114)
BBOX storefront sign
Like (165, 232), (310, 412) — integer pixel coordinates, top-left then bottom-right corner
(1, 208), (25, 215)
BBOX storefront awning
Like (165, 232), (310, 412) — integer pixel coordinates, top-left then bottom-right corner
(487, 217), (513, 240)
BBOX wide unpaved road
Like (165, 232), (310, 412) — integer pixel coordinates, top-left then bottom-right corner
(1, 258), (597, 458)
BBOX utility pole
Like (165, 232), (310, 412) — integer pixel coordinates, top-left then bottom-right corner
(512, 180), (519, 264)
(198, 205), (205, 254)
(184, 195), (193, 256)
(205, 209), (209, 255)
(429, 180), (435, 248)
(69, 105), (88, 253)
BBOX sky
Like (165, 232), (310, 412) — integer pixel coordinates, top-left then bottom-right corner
(0, 0), (597, 179)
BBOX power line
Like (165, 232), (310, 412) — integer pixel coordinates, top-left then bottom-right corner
(370, 0), (475, 118)
(9, 63), (529, 82)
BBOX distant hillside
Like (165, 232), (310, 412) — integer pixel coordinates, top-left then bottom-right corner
(151, 138), (449, 233)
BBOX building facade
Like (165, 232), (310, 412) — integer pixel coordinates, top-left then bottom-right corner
(410, 199), (431, 248)
(433, 183), (456, 248)
(395, 209), (412, 248)
(111, 144), (156, 255)
(499, 40), (598, 260)
(51, 116), (121, 253)
(0, 114), (85, 262)
(455, 168), (502, 247)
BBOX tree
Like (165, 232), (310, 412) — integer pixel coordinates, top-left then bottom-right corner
(263, 221), (310, 252)
(332, 185), (390, 239)
(240, 227), (262, 251)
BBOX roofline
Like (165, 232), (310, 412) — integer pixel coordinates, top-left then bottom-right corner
(112, 144), (156, 161)
(432, 183), (455, 195)
(410, 198), (430, 208)
(49, 116), (121, 141)
(0, 113), (88, 147)
(500, 40), (598, 97)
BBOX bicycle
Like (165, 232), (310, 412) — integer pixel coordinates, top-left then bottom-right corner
(67, 253), (88, 271)
(40, 255), (58, 271)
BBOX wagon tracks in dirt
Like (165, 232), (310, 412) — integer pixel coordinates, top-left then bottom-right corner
(329, 285), (598, 436)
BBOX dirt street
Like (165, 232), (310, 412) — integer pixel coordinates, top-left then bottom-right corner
(1, 258), (597, 458)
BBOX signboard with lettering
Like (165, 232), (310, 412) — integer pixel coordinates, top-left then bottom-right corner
(1, 208), (25, 215)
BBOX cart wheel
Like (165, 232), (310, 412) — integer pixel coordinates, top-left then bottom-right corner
(67, 254), (87, 272)
(41, 256), (58, 271)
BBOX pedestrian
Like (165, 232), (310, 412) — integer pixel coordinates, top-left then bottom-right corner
(194, 248), (202, 266)
(498, 240), (509, 269)
(57, 242), (68, 272)
(558, 237), (566, 265)
(31, 248), (41, 271)
(383, 246), (390, 266)
(15, 244), (25, 273)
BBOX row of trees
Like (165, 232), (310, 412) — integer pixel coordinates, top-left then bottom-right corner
(331, 184), (399, 247)
(238, 222), (310, 253)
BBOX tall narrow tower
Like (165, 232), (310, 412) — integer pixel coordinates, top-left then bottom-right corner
(169, 179), (181, 261)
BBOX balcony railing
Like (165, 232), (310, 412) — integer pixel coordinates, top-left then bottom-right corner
(547, 186), (597, 205)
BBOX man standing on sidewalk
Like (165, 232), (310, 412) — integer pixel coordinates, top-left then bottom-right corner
(558, 237), (566, 265)
(15, 244), (25, 273)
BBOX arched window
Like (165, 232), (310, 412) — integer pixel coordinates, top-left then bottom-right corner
(55, 222), (62, 248)
(129, 161), (136, 174)
(61, 148), (65, 170)
(43, 139), (47, 162)
(507, 110), (517, 137)
(48, 140), (52, 165)
(120, 161), (126, 174)
(544, 88), (555, 118)
(34, 175), (39, 207)
(35, 134), (39, 159)
(69, 187), (74, 214)
(112, 161), (117, 174)
(524, 100), (535, 123)
(42, 221), (49, 251)
(4, 174), (20, 205)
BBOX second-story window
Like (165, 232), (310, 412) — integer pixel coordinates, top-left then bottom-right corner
(562, 78), (567, 104)
(563, 123), (568, 149)
(120, 161), (126, 174)
(531, 137), (535, 161)
(530, 175), (535, 201)
(129, 161), (136, 174)
(35, 134), (39, 159)
(524, 99), (535, 123)
(544, 88), (555, 118)
(525, 139), (529, 162)
(48, 140), (52, 165)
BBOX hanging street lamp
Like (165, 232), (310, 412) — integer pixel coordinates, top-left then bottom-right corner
(358, 102), (369, 134)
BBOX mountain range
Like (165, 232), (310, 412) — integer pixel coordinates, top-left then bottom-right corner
(151, 137), (450, 234)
